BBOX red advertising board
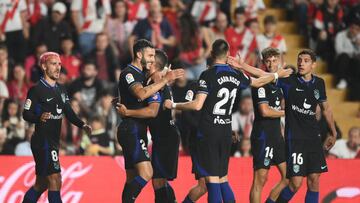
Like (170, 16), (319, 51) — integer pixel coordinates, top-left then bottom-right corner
(0, 156), (359, 203)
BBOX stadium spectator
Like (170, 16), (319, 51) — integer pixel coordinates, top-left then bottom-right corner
(128, 0), (176, 58)
(209, 12), (228, 42)
(234, 137), (252, 157)
(0, 127), (12, 154)
(0, 79), (9, 121)
(25, 0), (48, 27)
(0, 44), (14, 82)
(31, 1), (71, 52)
(71, 0), (111, 55)
(14, 124), (34, 156)
(125, 0), (149, 21)
(334, 18), (360, 89)
(178, 13), (211, 80)
(106, 0), (134, 68)
(257, 15), (287, 61)
(235, 0), (266, 20)
(247, 18), (261, 35)
(85, 32), (119, 82)
(24, 43), (47, 83)
(68, 61), (104, 116)
(162, 0), (186, 38)
(1, 99), (25, 140)
(6, 63), (31, 103)
(312, 0), (344, 68)
(225, 7), (258, 66)
(59, 36), (82, 81)
(0, 0), (29, 63)
(190, 0), (217, 24)
(329, 127), (360, 159)
(81, 115), (113, 156)
(232, 95), (254, 140)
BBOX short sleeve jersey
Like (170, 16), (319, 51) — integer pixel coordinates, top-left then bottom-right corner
(197, 64), (251, 132)
(149, 85), (173, 128)
(277, 74), (327, 140)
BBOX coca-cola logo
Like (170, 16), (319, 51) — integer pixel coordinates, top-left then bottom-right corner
(0, 161), (92, 203)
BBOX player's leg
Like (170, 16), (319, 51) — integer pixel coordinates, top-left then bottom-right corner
(205, 176), (222, 203)
(276, 176), (303, 203)
(22, 176), (48, 203)
(219, 175), (235, 203)
(122, 169), (136, 202)
(305, 173), (321, 203)
(152, 178), (175, 203)
(250, 168), (269, 203)
(47, 173), (62, 203)
(183, 177), (207, 203)
(267, 162), (288, 203)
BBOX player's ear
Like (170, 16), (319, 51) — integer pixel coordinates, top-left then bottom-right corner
(136, 51), (142, 59)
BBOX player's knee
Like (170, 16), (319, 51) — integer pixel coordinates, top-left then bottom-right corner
(47, 174), (62, 188)
(307, 175), (320, 190)
(140, 167), (153, 181)
(256, 174), (268, 187)
(289, 180), (302, 192)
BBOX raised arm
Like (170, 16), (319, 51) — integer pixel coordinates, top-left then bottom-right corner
(227, 56), (269, 78)
(165, 93), (207, 111)
(250, 68), (292, 88)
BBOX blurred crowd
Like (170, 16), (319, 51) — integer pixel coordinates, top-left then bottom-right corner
(0, 0), (359, 158)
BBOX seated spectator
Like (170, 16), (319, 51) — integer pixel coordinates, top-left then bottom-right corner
(126, 0), (149, 21)
(71, 0), (111, 55)
(232, 95), (254, 140)
(162, 0), (186, 38)
(106, 0), (135, 68)
(0, 45), (15, 82)
(0, 79), (9, 121)
(81, 115), (113, 156)
(209, 12), (229, 42)
(0, 127), (12, 154)
(31, 1), (71, 52)
(235, 0), (266, 20)
(247, 18), (261, 35)
(85, 33), (119, 83)
(334, 18), (360, 89)
(25, 43), (47, 83)
(329, 127), (360, 159)
(178, 13), (211, 80)
(7, 64), (31, 104)
(26, 0), (48, 27)
(129, 0), (176, 58)
(96, 90), (118, 140)
(14, 124), (34, 156)
(225, 7), (258, 66)
(190, 0), (217, 24)
(1, 99), (25, 140)
(68, 61), (104, 116)
(234, 137), (252, 157)
(60, 36), (81, 81)
(256, 15), (287, 62)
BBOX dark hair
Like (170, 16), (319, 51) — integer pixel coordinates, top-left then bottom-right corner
(82, 60), (98, 70)
(298, 49), (317, 62)
(155, 49), (168, 70)
(1, 99), (21, 121)
(263, 15), (276, 25)
(234, 7), (245, 17)
(89, 115), (105, 126)
(211, 39), (229, 59)
(132, 39), (154, 58)
(60, 34), (73, 42)
(261, 47), (280, 60)
(95, 32), (108, 41)
(111, 0), (128, 20)
(179, 12), (200, 51)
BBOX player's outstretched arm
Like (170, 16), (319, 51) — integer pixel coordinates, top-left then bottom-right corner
(250, 68), (292, 88)
(166, 93), (207, 111)
(64, 102), (86, 128)
(227, 55), (269, 78)
(130, 69), (184, 101)
(258, 103), (285, 118)
(320, 101), (337, 150)
(115, 102), (160, 118)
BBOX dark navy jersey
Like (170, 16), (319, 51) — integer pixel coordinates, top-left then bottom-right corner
(277, 74), (327, 140)
(197, 64), (251, 132)
(149, 85), (173, 129)
(23, 78), (84, 148)
(252, 83), (283, 122)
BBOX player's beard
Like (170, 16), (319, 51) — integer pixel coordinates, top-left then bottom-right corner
(140, 56), (148, 70)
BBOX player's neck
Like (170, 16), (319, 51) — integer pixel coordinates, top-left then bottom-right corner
(213, 58), (227, 65)
(131, 61), (143, 71)
(43, 76), (56, 87)
(301, 73), (313, 81)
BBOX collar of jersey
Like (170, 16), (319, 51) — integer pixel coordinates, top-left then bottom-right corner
(40, 77), (58, 88)
(297, 74), (315, 84)
(213, 63), (237, 74)
(128, 64), (143, 74)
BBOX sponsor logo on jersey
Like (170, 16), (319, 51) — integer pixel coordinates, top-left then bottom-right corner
(46, 98), (54, 102)
(303, 99), (311, 109)
(24, 99), (31, 110)
(296, 88), (304, 92)
(61, 93), (68, 103)
(293, 164), (300, 173)
(56, 104), (62, 114)
(275, 97), (280, 106)
(185, 90), (194, 101)
(214, 116), (231, 124)
(321, 165), (327, 170)
(49, 114), (63, 120)
(314, 89), (320, 100)
(126, 73), (135, 84)
(258, 87), (266, 98)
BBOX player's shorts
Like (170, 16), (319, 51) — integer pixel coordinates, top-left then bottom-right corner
(150, 124), (180, 180)
(189, 133), (201, 180)
(31, 138), (61, 176)
(117, 118), (150, 169)
(285, 137), (328, 178)
(192, 128), (232, 178)
(251, 126), (286, 170)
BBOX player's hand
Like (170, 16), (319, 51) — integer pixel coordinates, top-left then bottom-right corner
(227, 55), (244, 69)
(232, 131), (240, 143)
(111, 97), (120, 106)
(164, 100), (173, 109)
(323, 135), (336, 151)
(277, 67), (292, 78)
(116, 103), (128, 117)
(164, 69), (185, 82)
(82, 124), (92, 136)
(40, 112), (51, 122)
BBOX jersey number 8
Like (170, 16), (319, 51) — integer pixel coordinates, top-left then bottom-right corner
(213, 88), (237, 115)
(51, 150), (58, 162)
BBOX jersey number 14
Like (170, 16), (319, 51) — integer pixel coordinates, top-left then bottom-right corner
(213, 88), (237, 115)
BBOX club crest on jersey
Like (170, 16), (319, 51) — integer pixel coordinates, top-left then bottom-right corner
(199, 80), (207, 88)
(126, 73), (135, 84)
(185, 90), (194, 101)
(61, 93), (66, 103)
(264, 158), (270, 166)
(293, 164), (300, 173)
(24, 99), (31, 110)
(314, 89), (320, 100)
(258, 87), (266, 98)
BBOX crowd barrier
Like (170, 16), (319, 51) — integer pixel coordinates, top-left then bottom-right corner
(0, 156), (359, 203)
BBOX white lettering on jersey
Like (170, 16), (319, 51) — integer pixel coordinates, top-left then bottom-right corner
(217, 76), (240, 86)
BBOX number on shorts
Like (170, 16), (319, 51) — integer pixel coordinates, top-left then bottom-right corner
(51, 150), (58, 162)
(291, 153), (303, 165)
(213, 88), (237, 115)
(139, 139), (146, 151)
(265, 147), (273, 159)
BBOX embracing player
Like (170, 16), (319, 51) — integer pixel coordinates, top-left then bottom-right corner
(115, 39), (183, 202)
(275, 49), (337, 203)
(168, 39), (292, 203)
(22, 52), (92, 203)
